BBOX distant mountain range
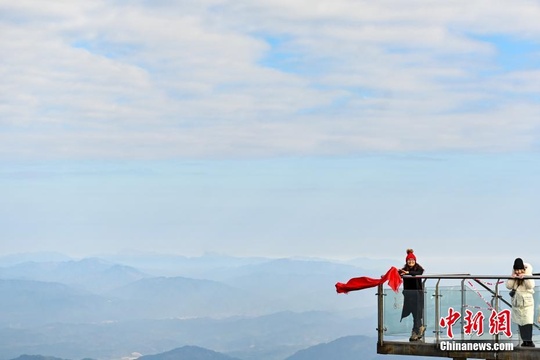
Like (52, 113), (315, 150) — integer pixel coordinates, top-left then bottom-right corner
(7, 336), (437, 360)
(285, 335), (436, 360)
(10, 356), (68, 360)
(0, 254), (379, 325)
(0, 257), (149, 293)
(0, 252), (392, 360)
(107, 275), (253, 318)
(0, 252), (73, 266)
(139, 345), (241, 360)
(285, 335), (376, 360)
(0, 278), (112, 325)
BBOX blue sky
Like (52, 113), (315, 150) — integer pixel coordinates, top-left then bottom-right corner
(1, 1), (540, 270)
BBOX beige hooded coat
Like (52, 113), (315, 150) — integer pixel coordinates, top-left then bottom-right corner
(506, 263), (535, 326)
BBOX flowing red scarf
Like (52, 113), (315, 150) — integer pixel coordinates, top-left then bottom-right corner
(335, 266), (402, 293)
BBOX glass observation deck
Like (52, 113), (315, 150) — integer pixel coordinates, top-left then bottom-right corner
(376, 274), (540, 360)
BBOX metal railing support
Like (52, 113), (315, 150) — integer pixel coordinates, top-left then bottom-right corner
(377, 283), (385, 345)
(434, 278), (442, 344)
(460, 278), (466, 340)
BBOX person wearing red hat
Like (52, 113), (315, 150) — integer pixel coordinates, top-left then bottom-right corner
(399, 248), (425, 341)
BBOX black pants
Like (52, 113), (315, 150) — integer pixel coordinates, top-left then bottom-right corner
(412, 309), (423, 332)
(402, 290), (424, 332)
(519, 324), (533, 342)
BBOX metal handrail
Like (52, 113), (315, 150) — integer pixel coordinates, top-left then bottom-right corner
(403, 274), (540, 279)
(379, 274), (540, 345)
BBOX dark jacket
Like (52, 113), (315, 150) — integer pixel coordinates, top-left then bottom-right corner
(402, 263), (424, 290)
(401, 263), (424, 321)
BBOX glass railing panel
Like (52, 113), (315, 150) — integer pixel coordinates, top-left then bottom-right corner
(382, 288), (412, 337)
(382, 282), (540, 343)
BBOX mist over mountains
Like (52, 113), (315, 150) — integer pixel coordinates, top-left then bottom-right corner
(0, 252), (394, 360)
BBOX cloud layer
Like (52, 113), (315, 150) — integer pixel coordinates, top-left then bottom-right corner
(2, 0), (540, 159)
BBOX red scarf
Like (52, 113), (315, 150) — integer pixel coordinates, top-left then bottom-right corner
(335, 266), (402, 293)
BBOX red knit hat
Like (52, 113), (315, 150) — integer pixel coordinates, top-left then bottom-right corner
(406, 249), (416, 261)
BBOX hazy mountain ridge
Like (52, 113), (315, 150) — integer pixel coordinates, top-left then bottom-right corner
(107, 276), (254, 318)
(9, 356), (74, 360)
(4, 336), (381, 360)
(0, 253), (73, 267)
(138, 345), (241, 360)
(0, 258), (149, 293)
(0, 252), (387, 360)
(0, 255), (376, 320)
(99, 253), (273, 278)
(0, 311), (370, 360)
(215, 258), (374, 313)
(284, 335), (436, 360)
(6, 335), (438, 360)
(0, 279), (113, 326)
(284, 335), (375, 360)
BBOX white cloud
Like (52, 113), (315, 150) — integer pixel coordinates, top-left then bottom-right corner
(1, 0), (540, 159)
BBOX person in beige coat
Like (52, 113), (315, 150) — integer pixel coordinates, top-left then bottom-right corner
(506, 258), (535, 347)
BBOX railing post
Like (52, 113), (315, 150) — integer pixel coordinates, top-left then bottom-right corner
(435, 278), (442, 344)
(494, 279), (500, 345)
(377, 284), (385, 345)
(461, 278), (466, 340)
(422, 278), (428, 343)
